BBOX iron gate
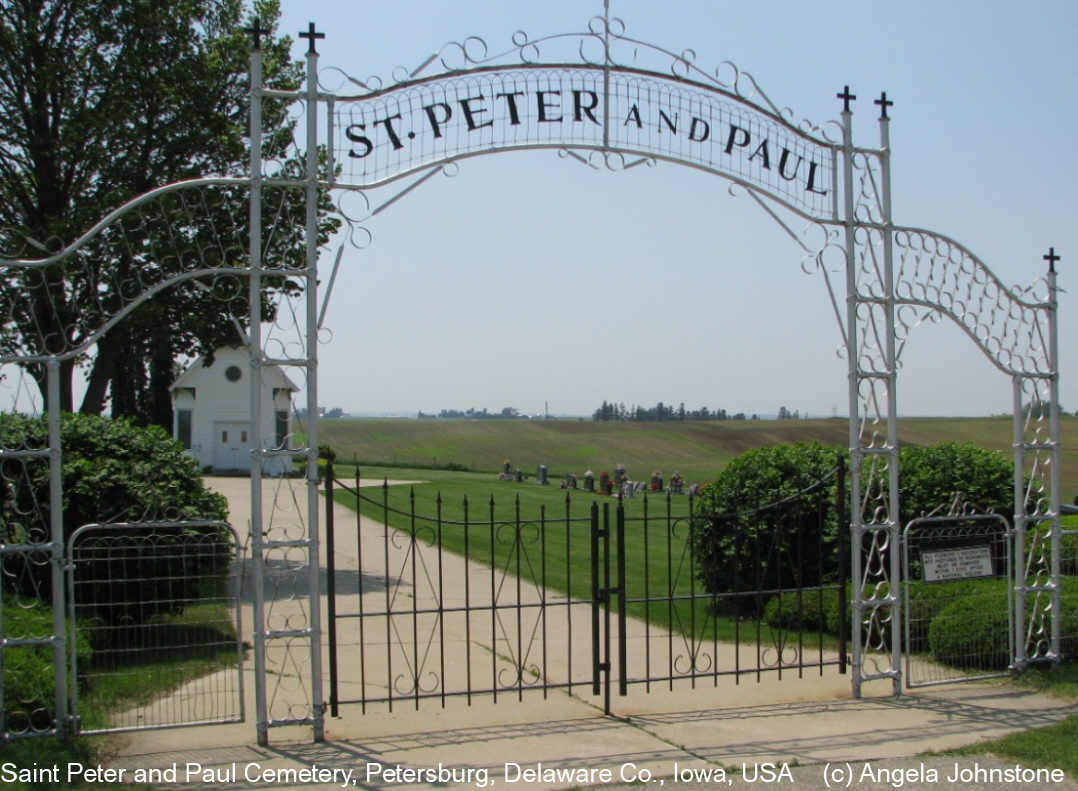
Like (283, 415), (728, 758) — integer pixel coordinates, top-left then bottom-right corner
(324, 460), (847, 716)
(902, 514), (1013, 688)
(66, 522), (245, 734)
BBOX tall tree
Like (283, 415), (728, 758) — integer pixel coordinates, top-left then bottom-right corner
(0, 0), (330, 424)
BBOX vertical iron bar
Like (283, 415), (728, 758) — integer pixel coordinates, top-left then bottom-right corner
(701, 497), (716, 688)
(325, 461), (338, 717)
(603, 502), (611, 715)
(541, 504), (548, 699)
(732, 514), (741, 683)
(643, 493), (651, 692)
(754, 519), (762, 682)
(515, 496), (523, 702)
(685, 492), (696, 688)
(383, 480), (393, 713)
(409, 488), (419, 710)
(590, 502), (600, 696)
(47, 358), (67, 736)
(464, 495), (472, 705)
(666, 492), (674, 691)
(490, 495), (497, 703)
(837, 453), (848, 675)
(565, 493), (573, 696)
(777, 517), (784, 682)
(437, 493), (445, 707)
(617, 502), (627, 696)
(355, 467), (367, 714)
(814, 487), (823, 675)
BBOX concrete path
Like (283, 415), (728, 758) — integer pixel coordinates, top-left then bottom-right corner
(104, 476), (1078, 791)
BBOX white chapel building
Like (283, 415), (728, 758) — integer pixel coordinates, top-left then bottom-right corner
(171, 346), (298, 476)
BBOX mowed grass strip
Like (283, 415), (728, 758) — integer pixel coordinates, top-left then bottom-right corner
(330, 464), (842, 654)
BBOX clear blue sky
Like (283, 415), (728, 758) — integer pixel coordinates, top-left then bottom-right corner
(276, 0), (1077, 418)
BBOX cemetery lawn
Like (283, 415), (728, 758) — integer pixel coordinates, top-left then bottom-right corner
(331, 463), (843, 651)
(316, 414), (1078, 504)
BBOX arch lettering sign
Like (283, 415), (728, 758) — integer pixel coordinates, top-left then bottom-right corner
(331, 66), (839, 221)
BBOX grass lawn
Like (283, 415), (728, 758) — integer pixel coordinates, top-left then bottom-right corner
(315, 415), (1078, 504)
(941, 663), (1078, 780)
(0, 602), (241, 791)
(329, 462), (845, 652)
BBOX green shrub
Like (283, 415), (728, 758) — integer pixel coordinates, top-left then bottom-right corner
(694, 442), (841, 615)
(2, 599), (91, 731)
(0, 412), (229, 624)
(929, 592), (1012, 670)
(929, 586), (1078, 670)
(899, 442), (1013, 520)
(694, 441), (1015, 618)
(762, 587), (843, 632)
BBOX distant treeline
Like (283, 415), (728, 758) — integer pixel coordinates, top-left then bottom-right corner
(592, 401), (807, 422)
(418, 407), (529, 420)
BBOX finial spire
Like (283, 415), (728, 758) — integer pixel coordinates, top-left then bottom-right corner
(244, 17), (270, 50)
(299, 22), (325, 54)
(1044, 247), (1060, 274)
(874, 91), (893, 120)
(837, 85), (856, 113)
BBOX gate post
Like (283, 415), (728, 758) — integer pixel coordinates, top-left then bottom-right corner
(246, 33), (268, 748)
(840, 92), (865, 699)
(47, 358), (68, 737)
(877, 98), (903, 696)
(1047, 260), (1062, 662)
(302, 28), (326, 743)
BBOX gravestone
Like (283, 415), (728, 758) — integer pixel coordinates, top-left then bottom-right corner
(537, 464), (549, 485)
(583, 470), (594, 492)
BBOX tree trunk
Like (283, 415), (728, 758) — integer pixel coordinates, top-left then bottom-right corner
(147, 337), (175, 431)
(80, 332), (121, 415)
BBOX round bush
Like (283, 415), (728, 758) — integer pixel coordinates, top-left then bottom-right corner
(762, 587), (842, 632)
(693, 442), (841, 615)
(0, 412), (229, 624)
(694, 441), (1015, 621)
(928, 594), (1011, 670)
(898, 442), (1012, 521)
(929, 586), (1078, 670)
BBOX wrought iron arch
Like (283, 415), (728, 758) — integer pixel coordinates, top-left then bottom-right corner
(0, 5), (1062, 745)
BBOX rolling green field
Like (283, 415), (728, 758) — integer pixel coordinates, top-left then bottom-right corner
(317, 416), (1078, 502)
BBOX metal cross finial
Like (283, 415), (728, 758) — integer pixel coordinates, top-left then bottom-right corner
(837, 85), (856, 113)
(1044, 247), (1061, 274)
(874, 91), (894, 120)
(244, 17), (270, 50)
(299, 22), (325, 54)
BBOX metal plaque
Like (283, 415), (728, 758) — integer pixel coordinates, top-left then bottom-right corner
(921, 545), (994, 582)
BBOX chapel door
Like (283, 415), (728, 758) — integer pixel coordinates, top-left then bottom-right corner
(214, 422), (251, 471)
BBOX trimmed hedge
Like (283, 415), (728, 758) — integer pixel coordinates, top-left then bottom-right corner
(762, 586), (844, 634)
(762, 577), (1077, 669)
